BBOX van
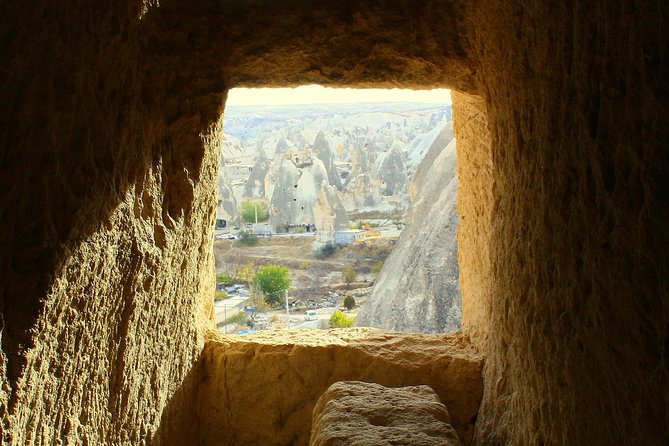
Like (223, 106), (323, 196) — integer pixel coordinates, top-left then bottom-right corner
(304, 310), (318, 321)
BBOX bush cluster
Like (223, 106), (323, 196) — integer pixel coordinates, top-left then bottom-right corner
(329, 310), (355, 328)
(314, 241), (338, 259)
(237, 231), (258, 246)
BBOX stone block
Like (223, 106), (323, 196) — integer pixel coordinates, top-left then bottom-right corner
(310, 381), (461, 446)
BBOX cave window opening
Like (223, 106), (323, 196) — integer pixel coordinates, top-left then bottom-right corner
(213, 85), (460, 334)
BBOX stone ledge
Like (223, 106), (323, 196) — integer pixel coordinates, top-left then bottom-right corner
(310, 381), (462, 446)
(197, 329), (482, 446)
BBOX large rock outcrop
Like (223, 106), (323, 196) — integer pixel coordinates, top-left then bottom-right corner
(269, 157), (348, 232)
(357, 137), (460, 333)
(312, 131), (344, 191)
(243, 152), (271, 198)
(344, 143), (380, 208)
(217, 158), (240, 227)
(372, 142), (409, 196)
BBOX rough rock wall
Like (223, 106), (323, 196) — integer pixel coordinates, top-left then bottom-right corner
(198, 330), (482, 446)
(2, 0), (667, 445)
(356, 137), (460, 333)
(0, 1), (222, 443)
(461, 2), (669, 444)
(451, 92), (493, 346)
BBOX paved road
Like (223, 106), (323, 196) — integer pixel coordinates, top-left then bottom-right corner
(293, 318), (327, 329)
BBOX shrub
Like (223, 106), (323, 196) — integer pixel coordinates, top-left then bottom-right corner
(214, 290), (228, 301)
(371, 260), (384, 275)
(329, 310), (355, 328)
(341, 266), (358, 286)
(237, 231), (258, 246)
(216, 273), (234, 285)
(314, 241), (338, 259)
(299, 260), (310, 270)
(224, 311), (247, 325)
(343, 295), (356, 310)
(236, 261), (256, 286)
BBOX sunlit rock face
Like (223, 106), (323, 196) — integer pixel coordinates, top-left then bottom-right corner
(310, 381), (461, 446)
(217, 158), (240, 227)
(198, 330), (482, 446)
(357, 138), (460, 333)
(269, 158), (348, 233)
(243, 153), (271, 199)
(312, 131), (344, 191)
(1, 1), (665, 445)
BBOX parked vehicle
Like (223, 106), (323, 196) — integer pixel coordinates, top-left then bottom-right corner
(304, 310), (318, 321)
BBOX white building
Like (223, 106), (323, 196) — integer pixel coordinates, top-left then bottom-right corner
(334, 230), (366, 246)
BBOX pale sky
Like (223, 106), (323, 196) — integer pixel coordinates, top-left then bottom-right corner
(226, 85), (451, 106)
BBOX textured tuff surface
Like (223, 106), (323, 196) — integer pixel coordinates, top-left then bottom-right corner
(356, 136), (460, 333)
(1, 0), (667, 445)
(309, 381), (461, 446)
(198, 330), (482, 446)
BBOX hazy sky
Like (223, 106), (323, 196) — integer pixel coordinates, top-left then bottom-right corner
(226, 85), (451, 106)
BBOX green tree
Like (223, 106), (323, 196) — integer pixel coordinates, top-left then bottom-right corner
(343, 295), (356, 310)
(329, 310), (355, 328)
(240, 200), (268, 223)
(245, 285), (271, 327)
(314, 241), (337, 259)
(236, 261), (256, 286)
(341, 266), (358, 287)
(252, 265), (291, 306)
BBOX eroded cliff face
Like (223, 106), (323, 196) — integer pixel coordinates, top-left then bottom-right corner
(269, 158), (349, 233)
(356, 135), (460, 333)
(1, 1), (667, 445)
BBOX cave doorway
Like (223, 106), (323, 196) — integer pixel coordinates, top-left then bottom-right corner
(212, 86), (461, 334)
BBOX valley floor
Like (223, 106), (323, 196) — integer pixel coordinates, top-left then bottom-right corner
(212, 232), (397, 333)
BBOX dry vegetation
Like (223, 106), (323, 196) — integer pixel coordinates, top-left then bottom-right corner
(213, 236), (396, 303)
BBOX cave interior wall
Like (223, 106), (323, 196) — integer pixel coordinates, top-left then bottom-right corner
(0, 0), (666, 445)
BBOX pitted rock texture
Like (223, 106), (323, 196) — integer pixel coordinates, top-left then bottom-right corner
(458, 3), (668, 444)
(197, 330), (482, 446)
(309, 381), (461, 446)
(1, 1), (667, 445)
